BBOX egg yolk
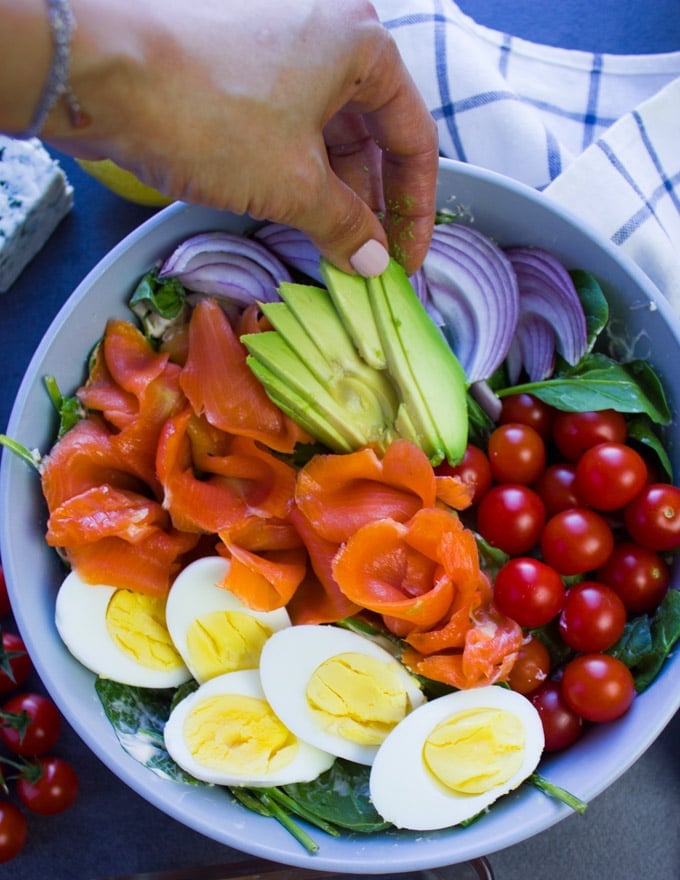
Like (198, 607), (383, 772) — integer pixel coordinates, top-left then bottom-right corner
(306, 651), (410, 746)
(183, 694), (298, 774)
(185, 611), (272, 681)
(106, 590), (184, 671)
(423, 708), (525, 795)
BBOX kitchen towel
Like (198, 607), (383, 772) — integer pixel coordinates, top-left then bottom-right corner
(374, 0), (680, 309)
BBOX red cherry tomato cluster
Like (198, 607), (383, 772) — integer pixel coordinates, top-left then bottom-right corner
(0, 561), (79, 864)
(440, 395), (679, 752)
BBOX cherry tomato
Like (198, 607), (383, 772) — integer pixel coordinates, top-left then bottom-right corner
(436, 444), (492, 504)
(0, 566), (10, 618)
(540, 507), (614, 576)
(574, 442), (648, 511)
(16, 755), (79, 815)
(493, 557), (565, 628)
(597, 541), (671, 613)
(476, 484), (546, 555)
(499, 393), (554, 440)
(0, 632), (32, 695)
(508, 636), (551, 695)
(624, 483), (680, 551)
(530, 681), (583, 751)
(0, 801), (27, 864)
(561, 654), (635, 723)
(534, 462), (582, 516)
(552, 409), (627, 461)
(558, 581), (627, 652)
(487, 423), (546, 485)
(0, 692), (61, 755)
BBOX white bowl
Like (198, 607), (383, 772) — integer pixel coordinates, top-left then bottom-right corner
(2, 159), (679, 873)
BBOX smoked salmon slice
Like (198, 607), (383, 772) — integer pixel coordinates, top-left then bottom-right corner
(179, 298), (309, 453)
(66, 529), (200, 597)
(216, 543), (308, 611)
(401, 609), (523, 690)
(294, 440), (466, 545)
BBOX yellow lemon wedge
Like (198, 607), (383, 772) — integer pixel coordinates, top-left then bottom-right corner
(76, 158), (173, 207)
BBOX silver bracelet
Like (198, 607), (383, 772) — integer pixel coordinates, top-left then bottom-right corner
(21, 0), (90, 139)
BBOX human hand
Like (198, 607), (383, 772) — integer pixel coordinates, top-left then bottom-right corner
(44, 0), (438, 275)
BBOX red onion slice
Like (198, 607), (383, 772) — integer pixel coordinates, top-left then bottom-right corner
(505, 246), (587, 371)
(507, 311), (556, 383)
(421, 224), (520, 382)
(159, 231), (291, 306)
(253, 222), (324, 283)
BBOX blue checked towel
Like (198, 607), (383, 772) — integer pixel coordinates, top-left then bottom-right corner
(374, 0), (680, 311)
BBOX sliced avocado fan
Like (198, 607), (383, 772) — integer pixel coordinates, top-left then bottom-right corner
(241, 258), (468, 466)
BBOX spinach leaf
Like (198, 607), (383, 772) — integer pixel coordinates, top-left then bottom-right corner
(570, 269), (609, 353)
(607, 616), (654, 668)
(625, 416), (673, 480)
(282, 760), (392, 833)
(95, 677), (201, 785)
(607, 590), (680, 692)
(44, 374), (84, 438)
(129, 269), (188, 343)
(500, 353), (671, 424)
(631, 589), (680, 692)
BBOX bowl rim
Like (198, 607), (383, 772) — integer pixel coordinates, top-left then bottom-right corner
(2, 157), (679, 872)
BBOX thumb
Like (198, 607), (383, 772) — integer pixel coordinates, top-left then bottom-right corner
(295, 172), (391, 277)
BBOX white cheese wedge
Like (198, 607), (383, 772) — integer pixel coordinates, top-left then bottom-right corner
(0, 136), (74, 292)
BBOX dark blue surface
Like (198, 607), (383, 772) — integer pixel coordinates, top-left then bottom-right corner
(1, 4), (679, 879)
(455, 0), (680, 53)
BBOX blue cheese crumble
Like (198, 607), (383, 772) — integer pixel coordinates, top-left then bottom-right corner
(0, 136), (74, 292)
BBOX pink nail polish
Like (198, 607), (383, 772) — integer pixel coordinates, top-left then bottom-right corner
(349, 239), (390, 277)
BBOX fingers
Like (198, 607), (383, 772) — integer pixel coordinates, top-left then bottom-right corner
(308, 29), (438, 276)
(292, 153), (392, 276)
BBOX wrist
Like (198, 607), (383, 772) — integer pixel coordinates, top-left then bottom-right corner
(0, 0), (53, 134)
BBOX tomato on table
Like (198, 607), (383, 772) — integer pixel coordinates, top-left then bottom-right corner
(0, 692), (62, 755)
(0, 631), (32, 695)
(561, 653), (635, 723)
(0, 801), (28, 864)
(0, 566), (10, 618)
(16, 755), (79, 815)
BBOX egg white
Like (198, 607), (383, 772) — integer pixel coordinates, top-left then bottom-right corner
(369, 686), (545, 830)
(55, 570), (191, 688)
(165, 556), (291, 683)
(163, 669), (335, 786)
(259, 624), (425, 765)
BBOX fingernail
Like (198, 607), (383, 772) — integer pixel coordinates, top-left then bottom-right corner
(349, 239), (390, 277)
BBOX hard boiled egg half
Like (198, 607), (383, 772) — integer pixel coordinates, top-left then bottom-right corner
(164, 669), (335, 786)
(55, 570), (191, 688)
(369, 685), (545, 830)
(165, 556), (291, 683)
(259, 624), (425, 765)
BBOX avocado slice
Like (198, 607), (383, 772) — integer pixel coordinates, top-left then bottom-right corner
(242, 330), (397, 452)
(367, 260), (469, 465)
(242, 260), (468, 464)
(320, 259), (387, 370)
(245, 354), (354, 452)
